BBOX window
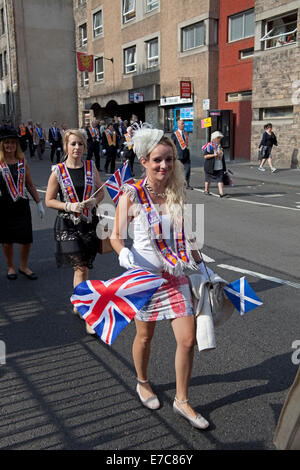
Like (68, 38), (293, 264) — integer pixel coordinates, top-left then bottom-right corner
(78, 0), (87, 6)
(147, 38), (159, 68)
(261, 12), (297, 50)
(95, 57), (104, 82)
(146, 0), (159, 12)
(93, 10), (103, 38)
(229, 9), (254, 42)
(79, 23), (87, 47)
(262, 106), (293, 119)
(0, 9), (5, 35)
(182, 21), (205, 51)
(164, 108), (175, 133)
(124, 46), (136, 73)
(81, 71), (89, 87)
(3, 50), (7, 76)
(123, 0), (136, 24)
(240, 48), (254, 59)
(227, 91), (252, 102)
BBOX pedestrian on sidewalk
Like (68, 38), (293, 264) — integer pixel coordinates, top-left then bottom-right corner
(202, 131), (228, 198)
(0, 126), (45, 281)
(110, 124), (211, 430)
(45, 129), (105, 335)
(258, 123), (278, 173)
(33, 122), (46, 160)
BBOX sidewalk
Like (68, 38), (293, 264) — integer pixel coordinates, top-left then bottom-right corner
(190, 153), (300, 188)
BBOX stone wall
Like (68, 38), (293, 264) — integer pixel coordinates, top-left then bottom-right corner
(251, 0), (300, 167)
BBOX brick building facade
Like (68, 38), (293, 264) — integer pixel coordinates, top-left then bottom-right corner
(74, 0), (220, 154)
(251, 0), (300, 167)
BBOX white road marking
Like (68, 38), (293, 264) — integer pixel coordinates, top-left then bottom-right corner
(217, 264), (300, 289)
(193, 188), (300, 211)
(37, 189), (46, 193)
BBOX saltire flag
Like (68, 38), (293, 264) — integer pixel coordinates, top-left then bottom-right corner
(223, 276), (263, 315)
(104, 160), (134, 206)
(77, 52), (94, 72)
(71, 268), (165, 345)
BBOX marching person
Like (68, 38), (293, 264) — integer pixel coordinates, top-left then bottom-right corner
(258, 123), (278, 173)
(0, 126), (45, 280)
(171, 119), (192, 189)
(202, 131), (228, 198)
(121, 126), (136, 175)
(48, 121), (62, 164)
(114, 116), (126, 149)
(102, 122), (118, 174)
(26, 120), (35, 158)
(86, 120), (101, 171)
(33, 122), (46, 160)
(45, 129), (105, 334)
(110, 124), (211, 430)
(18, 122), (27, 153)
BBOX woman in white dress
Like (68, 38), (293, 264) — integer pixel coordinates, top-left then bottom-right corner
(110, 125), (212, 430)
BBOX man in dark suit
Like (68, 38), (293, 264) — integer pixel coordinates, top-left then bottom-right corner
(86, 120), (101, 171)
(48, 121), (62, 163)
(113, 116), (126, 149)
(26, 120), (35, 157)
(171, 119), (192, 189)
(102, 122), (118, 174)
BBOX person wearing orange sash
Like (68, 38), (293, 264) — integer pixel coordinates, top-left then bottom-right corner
(120, 126), (136, 175)
(86, 120), (101, 171)
(0, 126), (44, 280)
(46, 129), (105, 334)
(171, 119), (192, 190)
(18, 122), (27, 153)
(110, 124), (211, 430)
(102, 122), (118, 174)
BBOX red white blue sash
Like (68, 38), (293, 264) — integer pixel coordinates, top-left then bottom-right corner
(129, 179), (190, 270)
(0, 160), (26, 202)
(56, 160), (93, 221)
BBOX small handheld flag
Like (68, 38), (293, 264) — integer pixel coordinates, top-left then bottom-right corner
(71, 268), (165, 345)
(105, 160), (134, 206)
(223, 276), (263, 315)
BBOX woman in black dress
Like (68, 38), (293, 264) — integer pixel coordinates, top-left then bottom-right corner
(45, 129), (105, 334)
(0, 127), (45, 280)
(258, 123), (278, 172)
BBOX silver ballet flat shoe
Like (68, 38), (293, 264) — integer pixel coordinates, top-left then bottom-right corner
(136, 379), (160, 410)
(173, 397), (209, 430)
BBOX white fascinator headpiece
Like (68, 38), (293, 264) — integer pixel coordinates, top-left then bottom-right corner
(128, 122), (164, 160)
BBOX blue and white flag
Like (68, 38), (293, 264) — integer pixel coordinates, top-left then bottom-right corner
(223, 276), (263, 315)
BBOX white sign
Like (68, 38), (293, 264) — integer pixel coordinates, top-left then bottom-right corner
(160, 95), (193, 107)
(203, 99), (210, 110)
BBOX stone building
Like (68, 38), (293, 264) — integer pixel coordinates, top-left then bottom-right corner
(251, 0), (300, 167)
(74, 0), (220, 154)
(0, 0), (78, 129)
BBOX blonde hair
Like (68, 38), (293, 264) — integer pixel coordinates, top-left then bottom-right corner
(0, 138), (24, 164)
(62, 128), (87, 161)
(143, 136), (187, 217)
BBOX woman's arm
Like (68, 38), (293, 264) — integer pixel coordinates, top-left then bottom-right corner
(25, 160), (41, 203)
(110, 193), (134, 255)
(259, 132), (266, 148)
(45, 171), (66, 211)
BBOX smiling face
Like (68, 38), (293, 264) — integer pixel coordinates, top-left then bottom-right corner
(140, 143), (175, 186)
(66, 133), (85, 160)
(3, 138), (18, 155)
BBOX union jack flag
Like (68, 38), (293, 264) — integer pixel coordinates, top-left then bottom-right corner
(202, 141), (216, 153)
(104, 160), (134, 206)
(70, 268), (165, 345)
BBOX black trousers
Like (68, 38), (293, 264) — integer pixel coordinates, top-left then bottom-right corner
(87, 141), (101, 170)
(28, 137), (35, 157)
(104, 149), (117, 174)
(50, 142), (62, 164)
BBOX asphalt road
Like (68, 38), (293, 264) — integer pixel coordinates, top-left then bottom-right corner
(0, 152), (299, 450)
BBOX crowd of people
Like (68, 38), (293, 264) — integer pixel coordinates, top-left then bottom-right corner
(1, 117), (287, 439)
